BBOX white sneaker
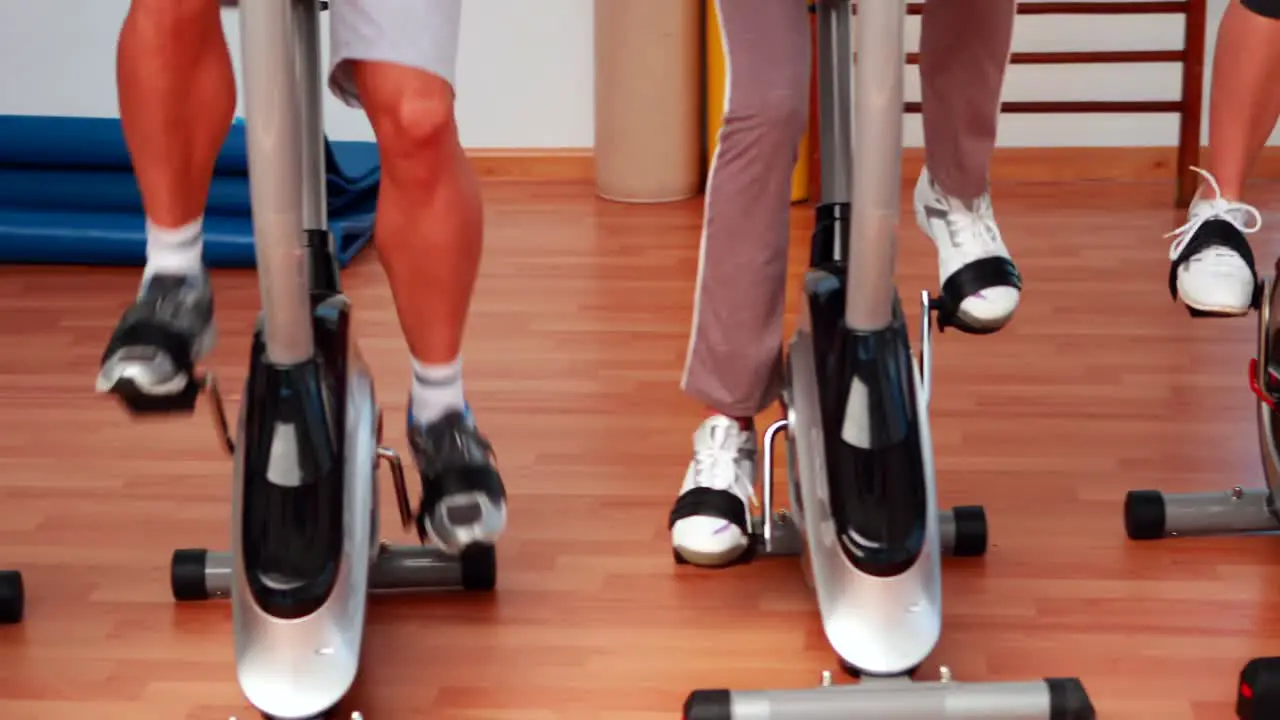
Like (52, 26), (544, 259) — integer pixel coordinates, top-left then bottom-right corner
(669, 415), (757, 567)
(1167, 167), (1262, 316)
(913, 169), (1021, 330)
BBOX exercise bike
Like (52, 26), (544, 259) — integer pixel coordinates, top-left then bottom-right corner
(1124, 261), (1280, 720)
(104, 2), (496, 718)
(681, 2), (1094, 718)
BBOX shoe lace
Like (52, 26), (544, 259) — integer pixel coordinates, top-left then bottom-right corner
(1166, 166), (1262, 263)
(941, 192), (1001, 260)
(692, 421), (755, 504)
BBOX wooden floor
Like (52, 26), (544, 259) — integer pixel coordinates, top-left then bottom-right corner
(1, 178), (1279, 719)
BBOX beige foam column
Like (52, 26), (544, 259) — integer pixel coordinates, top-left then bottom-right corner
(593, 0), (702, 203)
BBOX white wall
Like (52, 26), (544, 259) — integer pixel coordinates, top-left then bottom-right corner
(0, 0), (1274, 148)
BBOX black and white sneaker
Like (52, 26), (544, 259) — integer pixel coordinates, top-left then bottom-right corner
(669, 415), (756, 567)
(408, 408), (508, 553)
(96, 271), (216, 401)
(1166, 166), (1262, 316)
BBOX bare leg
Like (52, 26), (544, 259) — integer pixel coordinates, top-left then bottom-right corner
(1166, 0), (1280, 316)
(351, 60), (504, 553)
(1204, 0), (1280, 199)
(97, 0), (233, 401)
(354, 63), (482, 367)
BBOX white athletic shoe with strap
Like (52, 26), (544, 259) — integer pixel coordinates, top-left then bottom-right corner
(1167, 167), (1263, 316)
(669, 415), (757, 567)
(914, 169), (1022, 333)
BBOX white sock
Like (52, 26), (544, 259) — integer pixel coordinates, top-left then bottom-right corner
(144, 217), (205, 280)
(410, 356), (465, 426)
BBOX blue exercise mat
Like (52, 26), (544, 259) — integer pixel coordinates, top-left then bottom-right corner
(0, 115), (379, 267)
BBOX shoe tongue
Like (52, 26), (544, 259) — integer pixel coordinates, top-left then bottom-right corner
(700, 416), (739, 449)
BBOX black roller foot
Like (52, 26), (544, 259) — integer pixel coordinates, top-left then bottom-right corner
(0, 570), (23, 624)
(460, 543), (497, 591)
(1124, 490), (1167, 540)
(171, 549), (209, 602)
(1239, 657), (1280, 720)
(683, 689), (732, 720)
(951, 505), (988, 557)
(1047, 678), (1096, 720)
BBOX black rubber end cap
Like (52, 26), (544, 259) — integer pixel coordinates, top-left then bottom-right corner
(460, 543), (497, 592)
(170, 549), (209, 602)
(1124, 490), (1166, 540)
(1238, 656), (1280, 720)
(683, 690), (732, 720)
(0, 570), (23, 624)
(951, 505), (988, 557)
(1047, 678), (1096, 720)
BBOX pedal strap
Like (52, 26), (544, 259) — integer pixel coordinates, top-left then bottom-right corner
(100, 313), (197, 380)
(416, 464), (506, 542)
(1167, 218), (1262, 309)
(931, 256), (1022, 327)
(668, 487), (749, 535)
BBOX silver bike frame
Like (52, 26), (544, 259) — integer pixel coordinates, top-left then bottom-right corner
(842, 0), (901, 331)
(239, 0), (324, 365)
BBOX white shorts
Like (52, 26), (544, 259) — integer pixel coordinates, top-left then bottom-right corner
(327, 0), (461, 107)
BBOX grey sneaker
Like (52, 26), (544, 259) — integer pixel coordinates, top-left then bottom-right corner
(96, 272), (215, 407)
(408, 408), (507, 553)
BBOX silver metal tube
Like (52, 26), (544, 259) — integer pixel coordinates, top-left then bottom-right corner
(293, 0), (328, 232)
(202, 546), (464, 597)
(937, 509), (954, 555)
(844, 0), (905, 330)
(204, 550), (234, 598)
(918, 290), (933, 406)
(725, 679), (1058, 719)
(1160, 488), (1280, 536)
(761, 419), (789, 552)
(368, 545), (463, 590)
(815, 0), (852, 209)
(239, 0), (316, 365)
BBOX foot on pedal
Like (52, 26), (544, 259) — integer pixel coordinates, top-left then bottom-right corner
(95, 271), (215, 414)
(915, 169), (1021, 334)
(1167, 168), (1262, 318)
(669, 415), (756, 567)
(408, 407), (507, 553)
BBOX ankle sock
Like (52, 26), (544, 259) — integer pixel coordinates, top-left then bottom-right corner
(410, 356), (466, 427)
(144, 217), (205, 280)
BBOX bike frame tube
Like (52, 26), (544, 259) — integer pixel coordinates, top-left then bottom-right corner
(239, 0), (315, 365)
(844, 0), (904, 331)
(294, 0), (328, 233)
(815, 0), (853, 213)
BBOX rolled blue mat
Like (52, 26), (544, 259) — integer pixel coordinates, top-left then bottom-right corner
(0, 115), (380, 267)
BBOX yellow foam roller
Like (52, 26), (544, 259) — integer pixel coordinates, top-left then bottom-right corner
(705, 0), (811, 204)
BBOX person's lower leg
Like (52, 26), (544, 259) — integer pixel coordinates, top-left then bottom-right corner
(354, 62), (481, 427)
(1201, 0), (1280, 201)
(118, 0), (236, 280)
(918, 0), (1014, 201)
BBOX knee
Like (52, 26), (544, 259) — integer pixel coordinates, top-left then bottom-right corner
(359, 67), (458, 177)
(722, 88), (807, 150)
(1241, 0), (1280, 19)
